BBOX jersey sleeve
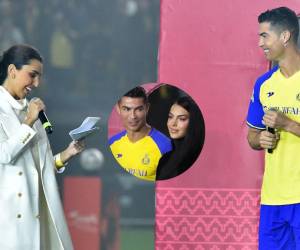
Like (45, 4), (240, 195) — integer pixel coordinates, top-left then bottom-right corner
(109, 130), (126, 146)
(149, 128), (172, 155)
(246, 66), (278, 130)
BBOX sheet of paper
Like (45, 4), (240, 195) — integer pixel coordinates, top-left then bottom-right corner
(69, 117), (100, 140)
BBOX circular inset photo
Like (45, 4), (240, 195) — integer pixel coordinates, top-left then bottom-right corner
(108, 83), (205, 181)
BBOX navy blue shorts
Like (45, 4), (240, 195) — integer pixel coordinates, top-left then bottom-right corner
(259, 203), (300, 250)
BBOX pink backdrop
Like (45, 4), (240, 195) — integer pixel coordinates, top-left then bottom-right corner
(155, 1), (300, 249)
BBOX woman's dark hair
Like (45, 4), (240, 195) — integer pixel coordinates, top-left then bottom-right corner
(156, 94), (205, 180)
(0, 44), (43, 85)
(174, 96), (205, 166)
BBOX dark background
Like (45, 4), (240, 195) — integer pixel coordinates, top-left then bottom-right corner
(0, 0), (159, 249)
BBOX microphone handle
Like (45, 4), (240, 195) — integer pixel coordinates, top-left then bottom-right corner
(267, 127), (275, 153)
(38, 111), (53, 134)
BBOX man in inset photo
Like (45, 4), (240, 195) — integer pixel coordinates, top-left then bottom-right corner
(109, 86), (172, 181)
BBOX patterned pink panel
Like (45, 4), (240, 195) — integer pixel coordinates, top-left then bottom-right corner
(156, 188), (260, 249)
(157, 0), (300, 249)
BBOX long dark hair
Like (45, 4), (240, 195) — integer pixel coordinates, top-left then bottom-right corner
(173, 96), (205, 166)
(156, 95), (205, 180)
(0, 44), (43, 85)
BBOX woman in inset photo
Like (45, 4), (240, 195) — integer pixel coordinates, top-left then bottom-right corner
(154, 91), (205, 180)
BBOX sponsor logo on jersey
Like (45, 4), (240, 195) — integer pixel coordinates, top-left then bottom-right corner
(264, 106), (300, 115)
(125, 168), (148, 177)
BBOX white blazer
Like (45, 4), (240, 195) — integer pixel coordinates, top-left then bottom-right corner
(0, 87), (73, 250)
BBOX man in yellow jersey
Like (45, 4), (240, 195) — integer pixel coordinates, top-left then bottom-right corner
(247, 7), (300, 250)
(109, 86), (172, 181)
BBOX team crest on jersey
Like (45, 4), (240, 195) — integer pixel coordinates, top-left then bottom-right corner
(142, 154), (150, 165)
(296, 93), (300, 102)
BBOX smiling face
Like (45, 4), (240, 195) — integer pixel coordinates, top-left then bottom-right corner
(258, 22), (287, 61)
(167, 103), (190, 139)
(4, 59), (43, 100)
(117, 96), (149, 133)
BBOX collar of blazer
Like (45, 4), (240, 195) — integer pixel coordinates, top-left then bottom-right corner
(0, 86), (27, 111)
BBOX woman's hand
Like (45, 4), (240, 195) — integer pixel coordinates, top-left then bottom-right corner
(60, 140), (85, 163)
(24, 98), (45, 127)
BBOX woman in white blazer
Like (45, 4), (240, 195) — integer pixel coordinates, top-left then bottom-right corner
(0, 44), (84, 250)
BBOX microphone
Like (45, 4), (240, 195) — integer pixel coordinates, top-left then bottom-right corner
(31, 97), (53, 134)
(267, 126), (275, 153)
(38, 111), (53, 134)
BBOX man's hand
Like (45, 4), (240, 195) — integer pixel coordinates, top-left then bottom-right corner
(247, 127), (279, 150)
(263, 110), (290, 130)
(259, 130), (279, 150)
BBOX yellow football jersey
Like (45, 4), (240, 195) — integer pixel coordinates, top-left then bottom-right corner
(247, 66), (300, 205)
(109, 128), (172, 181)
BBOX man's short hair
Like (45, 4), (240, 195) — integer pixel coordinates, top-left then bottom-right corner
(258, 7), (299, 44)
(121, 86), (148, 103)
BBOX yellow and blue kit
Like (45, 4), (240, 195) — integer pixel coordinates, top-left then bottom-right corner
(247, 66), (300, 249)
(247, 65), (300, 205)
(109, 128), (172, 181)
